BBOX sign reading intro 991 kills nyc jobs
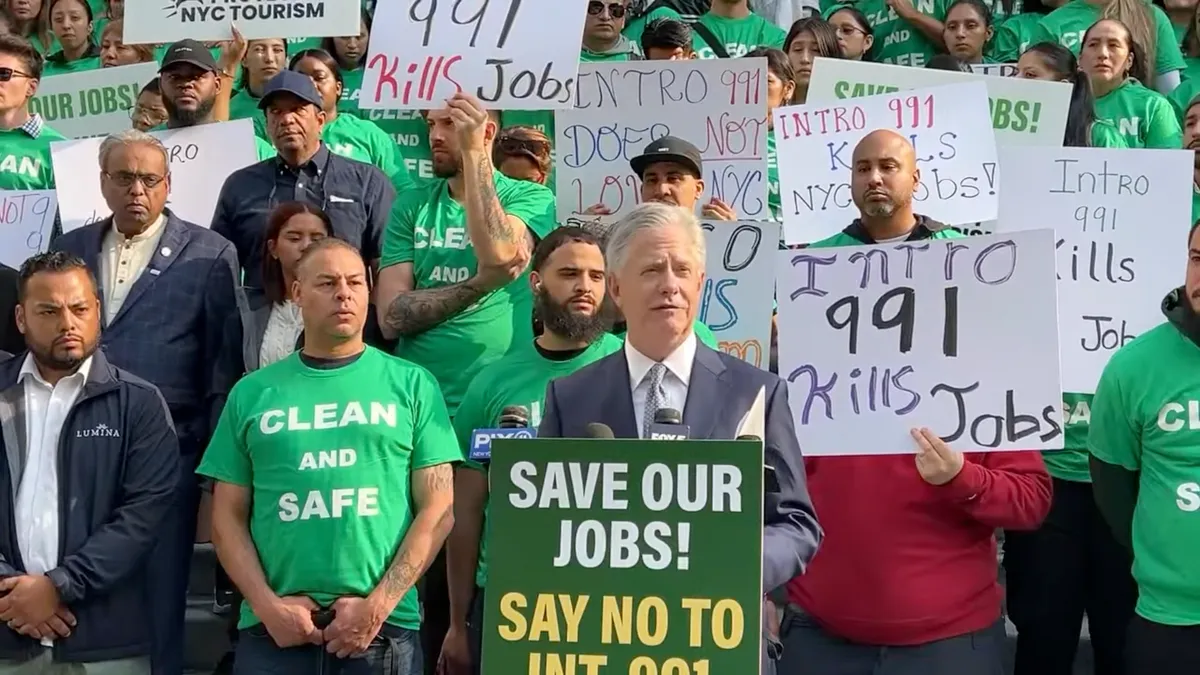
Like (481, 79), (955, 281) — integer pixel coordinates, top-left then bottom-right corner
(776, 229), (1065, 456)
(483, 438), (763, 674)
(773, 81), (1000, 246)
(994, 145), (1193, 393)
(362, 0), (589, 110)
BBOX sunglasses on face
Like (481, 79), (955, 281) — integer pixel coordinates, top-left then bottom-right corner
(587, 1), (626, 18)
(0, 67), (33, 82)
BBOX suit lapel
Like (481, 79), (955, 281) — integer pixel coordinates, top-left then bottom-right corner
(601, 350), (639, 439)
(80, 222), (107, 321)
(109, 214), (190, 327)
(684, 345), (726, 440)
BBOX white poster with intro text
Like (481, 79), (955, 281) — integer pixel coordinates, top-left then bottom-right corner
(51, 119), (258, 232)
(122, 0), (358, 43)
(994, 146), (1192, 393)
(702, 221), (778, 370)
(361, 0), (588, 110)
(556, 59), (769, 224)
(774, 82), (998, 244)
(31, 63), (158, 139)
(776, 229), (1064, 455)
(970, 63), (1018, 77)
(0, 190), (58, 268)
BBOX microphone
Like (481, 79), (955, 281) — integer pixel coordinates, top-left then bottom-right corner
(738, 434), (780, 493)
(469, 405), (536, 462)
(585, 423), (616, 439)
(648, 408), (690, 440)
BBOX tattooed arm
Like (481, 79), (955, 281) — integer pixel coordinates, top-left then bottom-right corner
(375, 262), (488, 340)
(461, 147), (531, 268)
(368, 463), (456, 611)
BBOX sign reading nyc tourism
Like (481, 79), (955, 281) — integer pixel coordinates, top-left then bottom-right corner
(122, 0), (359, 43)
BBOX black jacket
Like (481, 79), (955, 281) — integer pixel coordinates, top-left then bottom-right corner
(0, 265), (21, 356)
(0, 351), (179, 662)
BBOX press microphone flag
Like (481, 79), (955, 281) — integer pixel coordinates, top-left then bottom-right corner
(649, 407), (690, 440)
(469, 405), (535, 462)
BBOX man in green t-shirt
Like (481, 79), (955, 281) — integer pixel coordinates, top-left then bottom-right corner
(438, 226), (623, 675)
(0, 34), (67, 191)
(582, 0), (640, 61)
(1185, 97), (1200, 225)
(1090, 222), (1200, 672)
(199, 239), (458, 674)
(695, 0), (787, 59)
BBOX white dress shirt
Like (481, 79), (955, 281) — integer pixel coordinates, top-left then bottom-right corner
(626, 332), (697, 438)
(16, 354), (92, 645)
(100, 214), (167, 324)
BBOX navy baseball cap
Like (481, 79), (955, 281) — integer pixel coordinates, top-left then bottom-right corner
(159, 39), (218, 74)
(630, 136), (703, 178)
(259, 70), (323, 110)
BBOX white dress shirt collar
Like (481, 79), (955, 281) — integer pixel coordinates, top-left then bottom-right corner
(18, 352), (93, 388)
(625, 330), (697, 389)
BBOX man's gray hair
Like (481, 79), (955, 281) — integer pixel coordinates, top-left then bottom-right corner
(98, 129), (169, 172)
(605, 202), (706, 273)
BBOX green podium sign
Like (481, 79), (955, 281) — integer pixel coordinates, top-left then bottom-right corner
(482, 438), (764, 675)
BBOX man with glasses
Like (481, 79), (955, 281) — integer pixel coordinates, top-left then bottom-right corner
(211, 70), (395, 301)
(582, 0), (639, 61)
(0, 34), (67, 191)
(50, 129), (241, 675)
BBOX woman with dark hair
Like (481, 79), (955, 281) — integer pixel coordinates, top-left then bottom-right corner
(944, 0), (995, 63)
(98, 19), (153, 67)
(827, 5), (875, 60)
(1080, 17), (1181, 146)
(228, 37), (286, 138)
(747, 47), (795, 224)
(43, 0), (99, 75)
(7, 0), (54, 54)
(1018, 41), (1128, 145)
(326, 10), (371, 113)
(784, 17), (841, 103)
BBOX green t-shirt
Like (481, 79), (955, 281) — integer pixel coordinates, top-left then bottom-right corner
(0, 124), (67, 190)
(1173, 20), (1188, 47)
(1029, 0), (1186, 76)
(1094, 78), (1182, 148)
(229, 87), (268, 140)
(1089, 321), (1200, 625)
(808, 222), (964, 249)
(987, 12), (1043, 63)
(338, 66), (435, 182)
(323, 112), (411, 191)
(452, 334), (624, 588)
(981, 0), (1024, 25)
(767, 130), (780, 221)
(195, 348), (462, 630)
(856, 0), (949, 66)
(380, 172), (557, 415)
(1167, 74), (1200, 123)
(42, 54), (101, 78)
(1090, 119), (1130, 147)
(695, 12), (787, 59)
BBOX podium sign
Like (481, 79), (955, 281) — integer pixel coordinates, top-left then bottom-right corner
(483, 438), (764, 674)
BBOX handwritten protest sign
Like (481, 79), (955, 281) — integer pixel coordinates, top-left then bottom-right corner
(555, 60), (769, 223)
(122, 0), (357, 43)
(484, 438), (763, 674)
(30, 63), (157, 139)
(0, 190), (57, 268)
(776, 229), (1064, 455)
(808, 58), (1070, 145)
(702, 221), (778, 369)
(994, 146), (1191, 393)
(51, 119), (257, 232)
(971, 63), (1018, 77)
(361, 0), (587, 109)
(774, 82), (998, 244)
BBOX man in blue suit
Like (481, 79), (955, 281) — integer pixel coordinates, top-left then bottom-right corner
(52, 129), (241, 675)
(537, 202), (821, 674)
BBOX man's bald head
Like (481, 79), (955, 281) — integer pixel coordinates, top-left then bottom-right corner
(850, 129), (921, 219)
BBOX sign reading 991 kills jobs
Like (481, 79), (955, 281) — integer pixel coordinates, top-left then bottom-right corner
(994, 146), (1192, 393)
(362, 0), (588, 110)
(775, 229), (1064, 456)
(30, 62), (158, 139)
(122, 0), (358, 43)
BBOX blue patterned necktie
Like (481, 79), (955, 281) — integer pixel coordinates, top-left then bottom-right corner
(642, 362), (667, 438)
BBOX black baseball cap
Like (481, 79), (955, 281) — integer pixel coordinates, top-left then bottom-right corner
(159, 39), (219, 74)
(259, 70), (324, 110)
(629, 136), (703, 178)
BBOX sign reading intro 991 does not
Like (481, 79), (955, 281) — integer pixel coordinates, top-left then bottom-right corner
(774, 82), (998, 245)
(362, 0), (588, 110)
(484, 438), (763, 674)
(775, 230), (1064, 455)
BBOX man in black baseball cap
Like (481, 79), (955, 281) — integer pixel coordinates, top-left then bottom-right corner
(258, 69), (326, 163)
(583, 135), (737, 220)
(158, 39), (224, 128)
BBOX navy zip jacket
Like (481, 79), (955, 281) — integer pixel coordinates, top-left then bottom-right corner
(0, 351), (179, 662)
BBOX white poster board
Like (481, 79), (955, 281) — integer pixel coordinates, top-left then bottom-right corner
(971, 63), (1018, 77)
(30, 63), (158, 139)
(702, 220), (778, 370)
(361, 0), (588, 110)
(51, 119), (258, 232)
(774, 82), (998, 244)
(0, 190), (57, 268)
(776, 229), (1064, 455)
(808, 58), (1070, 145)
(555, 59), (770, 223)
(994, 146), (1192, 393)
(122, 0), (358, 43)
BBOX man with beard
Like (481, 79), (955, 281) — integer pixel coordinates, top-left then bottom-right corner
(1088, 220), (1200, 672)
(1186, 96), (1200, 225)
(0, 251), (178, 674)
(437, 227), (620, 675)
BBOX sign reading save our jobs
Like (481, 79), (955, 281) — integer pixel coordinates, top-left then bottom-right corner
(122, 0), (358, 43)
(994, 146), (1192, 393)
(702, 221), (778, 370)
(51, 119), (258, 232)
(483, 438), (763, 674)
(30, 62), (158, 139)
(774, 82), (998, 244)
(807, 58), (1071, 146)
(362, 0), (588, 110)
(775, 230), (1064, 455)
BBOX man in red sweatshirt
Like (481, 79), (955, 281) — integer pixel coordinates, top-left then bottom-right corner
(774, 130), (1053, 674)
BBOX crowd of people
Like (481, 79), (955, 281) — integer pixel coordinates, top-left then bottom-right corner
(0, 0), (1192, 674)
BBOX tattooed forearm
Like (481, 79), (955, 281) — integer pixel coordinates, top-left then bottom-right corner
(371, 464), (455, 607)
(379, 552), (422, 602)
(474, 152), (517, 244)
(384, 281), (485, 337)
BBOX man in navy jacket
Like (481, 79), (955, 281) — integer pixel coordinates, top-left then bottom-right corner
(0, 252), (178, 672)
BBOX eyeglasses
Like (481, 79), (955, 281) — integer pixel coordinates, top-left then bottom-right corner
(587, 1), (626, 18)
(104, 171), (167, 188)
(128, 105), (167, 122)
(833, 23), (867, 37)
(0, 67), (33, 82)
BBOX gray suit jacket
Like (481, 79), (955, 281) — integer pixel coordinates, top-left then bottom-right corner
(538, 342), (822, 593)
